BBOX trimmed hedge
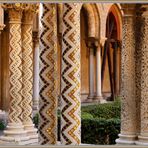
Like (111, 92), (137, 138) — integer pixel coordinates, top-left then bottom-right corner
(82, 99), (121, 119)
(81, 118), (120, 144)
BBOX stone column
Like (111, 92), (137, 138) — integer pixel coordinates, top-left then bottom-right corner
(0, 24), (5, 109)
(136, 4), (148, 145)
(100, 37), (106, 93)
(0, 4), (29, 145)
(116, 5), (137, 145)
(116, 42), (121, 95)
(94, 42), (106, 103)
(86, 40), (95, 101)
(0, 6), (5, 108)
(61, 3), (82, 145)
(33, 32), (39, 112)
(21, 5), (38, 143)
(39, 4), (58, 145)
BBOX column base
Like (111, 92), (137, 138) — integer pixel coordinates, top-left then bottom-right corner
(85, 95), (94, 102)
(0, 123), (37, 145)
(93, 96), (107, 104)
(24, 123), (38, 143)
(33, 100), (39, 111)
(116, 134), (137, 145)
(135, 135), (148, 145)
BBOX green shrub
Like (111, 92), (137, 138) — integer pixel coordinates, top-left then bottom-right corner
(0, 120), (6, 130)
(81, 118), (120, 144)
(81, 112), (93, 119)
(81, 100), (121, 119)
(33, 113), (39, 128)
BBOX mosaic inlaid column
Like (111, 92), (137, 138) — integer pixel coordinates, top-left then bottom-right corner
(0, 4), (29, 144)
(136, 5), (148, 145)
(39, 4), (58, 145)
(21, 5), (38, 142)
(61, 3), (82, 145)
(116, 5), (138, 145)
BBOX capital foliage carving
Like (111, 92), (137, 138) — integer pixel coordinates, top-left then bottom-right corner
(2, 3), (39, 22)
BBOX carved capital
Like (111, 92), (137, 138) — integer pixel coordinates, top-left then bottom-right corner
(22, 11), (34, 24)
(85, 37), (99, 48)
(22, 4), (39, 24)
(3, 4), (23, 22)
(100, 37), (107, 48)
(121, 4), (136, 17)
(8, 9), (23, 22)
(22, 3), (39, 13)
(0, 24), (5, 31)
(136, 4), (148, 17)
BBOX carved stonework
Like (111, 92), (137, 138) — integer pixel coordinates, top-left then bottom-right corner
(137, 5), (148, 138)
(21, 9), (34, 124)
(3, 4), (23, 22)
(120, 15), (137, 134)
(116, 5), (138, 145)
(0, 24), (5, 31)
(22, 4), (39, 24)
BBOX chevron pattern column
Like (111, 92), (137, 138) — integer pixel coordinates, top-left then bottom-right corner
(21, 5), (38, 143)
(61, 3), (82, 145)
(0, 4), (30, 145)
(39, 4), (58, 145)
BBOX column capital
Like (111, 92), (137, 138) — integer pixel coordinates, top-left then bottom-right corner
(100, 37), (107, 48)
(0, 24), (5, 31)
(3, 4), (23, 22)
(136, 4), (148, 17)
(121, 4), (136, 17)
(22, 4), (39, 24)
(85, 37), (99, 48)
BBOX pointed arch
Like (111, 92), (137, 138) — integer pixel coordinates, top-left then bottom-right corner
(107, 4), (122, 40)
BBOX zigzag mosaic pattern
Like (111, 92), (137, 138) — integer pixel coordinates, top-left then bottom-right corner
(9, 23), (23, 123)
(61, 3), (81, 145)
(21, 20), (33, 124)
(39, 4), (58, 145)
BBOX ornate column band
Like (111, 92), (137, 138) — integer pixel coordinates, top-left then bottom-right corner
(21, 4), (38, 142)
(6, 5), (23, 125)
(61, 3), (82, 145)
(39, 4), (58, 145)
(116, 5), (138, 145)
